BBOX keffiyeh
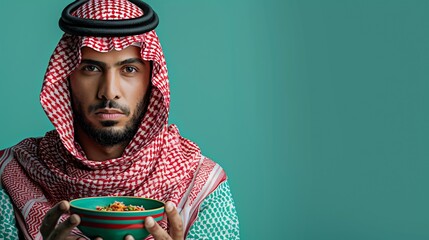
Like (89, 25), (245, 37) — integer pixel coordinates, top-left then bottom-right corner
(1, 0), (226, 239)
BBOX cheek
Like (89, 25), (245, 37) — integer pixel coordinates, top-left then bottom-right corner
(70, 87), (91, 114)
(127, 91), (146, 113)
(70, 93), (85, 115)
(124, 79), (150, 109)
(70, 75), (97, 107)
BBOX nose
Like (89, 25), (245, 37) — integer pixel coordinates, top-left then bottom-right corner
(97, 71), (121, 100)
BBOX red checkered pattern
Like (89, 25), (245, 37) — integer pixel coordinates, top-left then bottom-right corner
(1, 0), (225, 239)
(188, 159), (217, 204)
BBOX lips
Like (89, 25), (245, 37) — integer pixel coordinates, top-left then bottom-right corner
(95, 108), (125, 120)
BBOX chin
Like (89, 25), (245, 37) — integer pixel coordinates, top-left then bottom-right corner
(100, 120), (120, 127)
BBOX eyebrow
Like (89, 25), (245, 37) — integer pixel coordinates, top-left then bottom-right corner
(117, 58), (145, 66)
(80, 58), (145, 68)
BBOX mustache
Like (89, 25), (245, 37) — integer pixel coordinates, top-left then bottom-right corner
(89, 100), (131, 116)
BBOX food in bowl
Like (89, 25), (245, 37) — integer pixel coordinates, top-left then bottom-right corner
(70, 196), (164, 240)
(96, 201), (145, 211)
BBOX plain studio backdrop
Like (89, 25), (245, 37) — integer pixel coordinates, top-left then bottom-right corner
(1, 0), (429, 239)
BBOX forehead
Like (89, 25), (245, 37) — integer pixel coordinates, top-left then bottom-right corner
(80, 46), (142, 62)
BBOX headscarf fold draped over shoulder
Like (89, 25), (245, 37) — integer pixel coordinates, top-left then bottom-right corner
(1, 1), (226, 239)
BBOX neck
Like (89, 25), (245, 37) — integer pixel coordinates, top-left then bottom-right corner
(74, 127), (127, 161)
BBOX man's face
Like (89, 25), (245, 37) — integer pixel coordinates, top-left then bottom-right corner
(69, 46), (151, 146)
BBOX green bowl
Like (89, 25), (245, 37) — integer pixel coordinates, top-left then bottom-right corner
(70, 196), (164, 240)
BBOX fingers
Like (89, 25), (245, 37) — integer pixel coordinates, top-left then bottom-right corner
(47, 214), (81, 240)
(144, 201), (183, 240)
(145, 216), (169, 240)
(165, 202), (184, 240)
(40, 200), (70, 238)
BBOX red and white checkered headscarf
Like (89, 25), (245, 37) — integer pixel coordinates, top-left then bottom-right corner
(1, 0), (226, 239)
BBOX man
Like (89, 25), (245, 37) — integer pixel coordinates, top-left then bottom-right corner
(0, 0), (239, 239)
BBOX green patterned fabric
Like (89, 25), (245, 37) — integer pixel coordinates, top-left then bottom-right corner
(0, 188), (19, 239)
(0, 182), (239, 240)
(187, 181), (240, 240)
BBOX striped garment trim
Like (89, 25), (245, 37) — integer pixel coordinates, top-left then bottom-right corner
(177, 155), (204, 227)
(35, 232), (43, 240)
(0, 148), (14, 187)
(23, 195), (48, 220)
(14, 209), (33, 240)
(183, 163), (226, 235)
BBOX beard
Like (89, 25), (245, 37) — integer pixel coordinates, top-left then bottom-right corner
(73, 90), (151, 147)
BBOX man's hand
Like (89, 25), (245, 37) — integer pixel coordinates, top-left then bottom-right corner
(40, 200), (84, 240)
(122, 201), (184, 240)
(145, 201), (184, 240)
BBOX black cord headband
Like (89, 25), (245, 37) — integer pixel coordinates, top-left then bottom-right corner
(59, 0), (159, 37)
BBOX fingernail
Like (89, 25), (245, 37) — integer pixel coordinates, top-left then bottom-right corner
(146, 217), (155, 228)
(70, 214), (80, 225)
(59, 201), (68, 211)
(125, 235), (135, 240)
(166, 202), (174, 212)
(70, 216), (78, 225)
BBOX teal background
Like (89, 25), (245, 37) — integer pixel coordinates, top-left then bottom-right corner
(1, 0), (429, 239)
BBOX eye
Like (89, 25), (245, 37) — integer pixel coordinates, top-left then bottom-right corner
(82, 65), (101, 72)
(122, 66), (138, 73)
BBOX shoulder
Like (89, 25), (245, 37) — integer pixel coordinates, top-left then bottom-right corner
(0, 135), (46, 179)
(198, 156), (226, 177)
(0, 188), (19, 239)
(186, 180), (240, 239)
(193, 156), (228, 193)
(0, 148), (15, 181)
(0, 150), (19, 238)
(3, 134), (51, 159)
(0, 147), (14, 164)
(185, 156), (228, 210)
